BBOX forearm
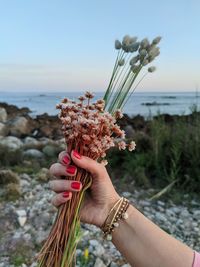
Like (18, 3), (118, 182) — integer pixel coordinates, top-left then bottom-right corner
(112, 205), (194, 267)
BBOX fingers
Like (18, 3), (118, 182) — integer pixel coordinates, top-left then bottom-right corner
(71, 150), (107, 179)
(50, 162), (77, 177)
(51, 191), (72, 207)
(49, 180), (82, 193)
(58, 151), (71, 166)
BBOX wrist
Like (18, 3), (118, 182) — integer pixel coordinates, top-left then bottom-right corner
(97, 194), (121, 228)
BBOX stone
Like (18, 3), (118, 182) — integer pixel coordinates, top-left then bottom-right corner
(8, 116), (30, 137)
(23, 137), (40, 149)
(0, 122), (8, 136)
(23, 149), (44, 159)
(0, 136), (23, 151)
(16, 210), (27, 227)
(0, 170), (20, 185)
(0, 108), (7, 122)
(4, 183), (21, 200)
(94, 258), (106, 267)
(42, 145), (58, 157)
(37, 168), (52, 182)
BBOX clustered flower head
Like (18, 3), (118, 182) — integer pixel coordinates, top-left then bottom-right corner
(114, 35), (161, 73)
(56, 92), (136, 160)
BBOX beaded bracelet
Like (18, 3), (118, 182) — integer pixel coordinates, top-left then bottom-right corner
(101, 197), (130, 241)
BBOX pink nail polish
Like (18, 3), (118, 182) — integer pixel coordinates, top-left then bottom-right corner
(71, 181), (81, 190)
(63, 155), (70, 165)
(62, 192), (70, 198)
(73, 150), (81, 159)
(66, 165), (76, 175)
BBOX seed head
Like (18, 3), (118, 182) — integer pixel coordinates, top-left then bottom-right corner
(141, 38), (150, 49)
(130, 56), (139, 65)
(118, 59), (125, 66)
(129, 42), (140, 52)
(152, 36), (162, 45)
(148, 66), (156, 73)
(115, 40), (122, 50)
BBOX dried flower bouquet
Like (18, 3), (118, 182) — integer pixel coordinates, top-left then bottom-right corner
(37, 35), (161, 267)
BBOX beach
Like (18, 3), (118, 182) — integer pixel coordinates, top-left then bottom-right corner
(0, 100), (200, 266)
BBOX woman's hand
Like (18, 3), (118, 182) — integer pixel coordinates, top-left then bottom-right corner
(49, 150), (120, 227)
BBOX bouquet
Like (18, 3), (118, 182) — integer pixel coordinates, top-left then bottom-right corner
(37, 34), (161, 267)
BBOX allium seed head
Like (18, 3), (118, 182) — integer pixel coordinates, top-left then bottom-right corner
(141, 38), (150, 49)
(118, 59), (125, 66)
(130, 56), (139, 66)
(115, 40), (122, 50)
(148, 66), (156, 73)
(152, 36), (162, 45)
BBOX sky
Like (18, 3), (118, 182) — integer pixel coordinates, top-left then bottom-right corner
(0, 0), (199, 92)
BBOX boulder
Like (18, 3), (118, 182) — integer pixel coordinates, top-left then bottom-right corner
(37, 168), (52, 182)
(23, 149), (44, 159)
(3, 183), (21, 201)
(8, 116), (31, 137)
(0, 122), (8, 136)
(23, 137), (40, 149)
(0, 170), (20, 185)
(42, 145), (59, 157)
(0, 136), (23, 151)
(0, 108), (7, 122)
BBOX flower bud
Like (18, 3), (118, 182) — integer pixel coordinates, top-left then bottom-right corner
(148, 66), (156, 73)
(118, 58), (125, 66)
(152, 36), (162, 45)
(130, 55), (139, 65)
(122, 35), (131, 46)
(141, 38), (150, 48)
(115, 40), (122, 50)
(139, 49), (147, 56)
(129, 36), (137, 44)
(129, 42), (140, 52)
(131, 64), (140, 73)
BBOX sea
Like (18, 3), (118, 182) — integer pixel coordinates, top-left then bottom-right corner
(0, 91), (199, 118)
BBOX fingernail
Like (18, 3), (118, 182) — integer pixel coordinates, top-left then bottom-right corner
(71, 181), (81, 190)
(66, 165), (76, 175)
(62, 192), (70, 198)
(63, 155), (70, 165)
(73, 150), (81, 159)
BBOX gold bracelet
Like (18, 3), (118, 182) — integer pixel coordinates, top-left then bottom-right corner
(101, 197), (130, 241)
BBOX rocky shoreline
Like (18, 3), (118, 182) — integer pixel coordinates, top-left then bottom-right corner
(0, 102), (200, 267)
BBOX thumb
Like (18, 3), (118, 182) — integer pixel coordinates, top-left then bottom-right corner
(71, 150), (106, 178)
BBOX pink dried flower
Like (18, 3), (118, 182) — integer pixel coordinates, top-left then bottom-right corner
(114, 109), (123, 119)
(118, 141), (127, 150)
(101, 159), (108, 166)
(85, 91), (94, 99)
(78, 96), (86, 101)
(128, 141), (136, 151)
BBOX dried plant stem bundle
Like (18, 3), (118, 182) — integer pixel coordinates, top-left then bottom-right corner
(37, 34), (161, 267)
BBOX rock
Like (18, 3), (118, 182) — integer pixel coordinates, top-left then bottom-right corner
(0, 122), (8, 136)
(16, 210), (27, 227)
(37, 168), (52, 182)
(23, 137), (40, 149)
(8, 116), (31, 137)
(0, 108), (7, 122)
(23, 149), (44, 159)
(3, 183), (21, 200)
(0, 136), (23, 151)
(124, 125), (135, 138)
(94, 258), (106, 267)
(42, 145), (58, 157)
(0, 170), (20, 185)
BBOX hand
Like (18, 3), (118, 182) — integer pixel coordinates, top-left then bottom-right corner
(49, 150), (120, 227)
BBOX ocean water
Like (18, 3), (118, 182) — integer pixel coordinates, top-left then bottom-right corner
(0, 91), (199, 117)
